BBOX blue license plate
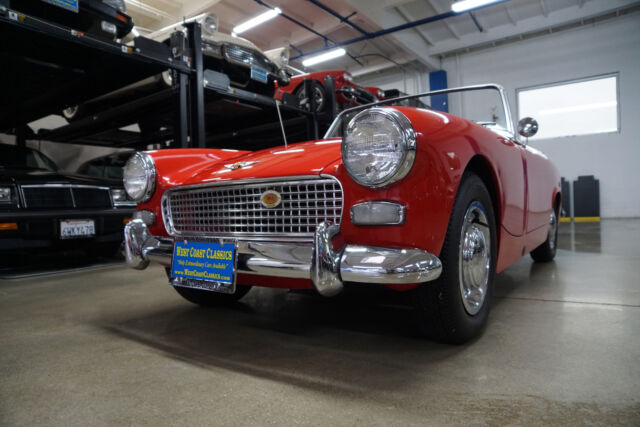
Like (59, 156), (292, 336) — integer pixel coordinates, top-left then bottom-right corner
(250, 67), (268, 84)
(171, 241), (235, 286)
(42, 0), (79, 13)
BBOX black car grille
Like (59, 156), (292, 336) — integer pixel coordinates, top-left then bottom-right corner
(21, 185), (112, 209)
(224, 44), (277, 74)
(163, 177), (343, 241)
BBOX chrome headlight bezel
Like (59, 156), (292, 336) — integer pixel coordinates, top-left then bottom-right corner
(201, 13), (219, 36)
(123, 152), (156, 203)
(341, 107), (417, 188)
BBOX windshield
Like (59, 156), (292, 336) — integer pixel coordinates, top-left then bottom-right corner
(325, 84), (513, 138)
(0, 144), (58, 171)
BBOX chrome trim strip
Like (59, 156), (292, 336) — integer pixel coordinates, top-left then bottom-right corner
(340, 246), (441, 284)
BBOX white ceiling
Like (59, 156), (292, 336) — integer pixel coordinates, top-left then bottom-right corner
(125, 0), (640, 77)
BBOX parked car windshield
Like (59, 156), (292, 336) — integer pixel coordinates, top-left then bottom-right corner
(0, 144), (58, 171)
(325, 85), (512, 138)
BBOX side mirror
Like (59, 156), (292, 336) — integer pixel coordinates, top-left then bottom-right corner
(517, 117), (539, 138)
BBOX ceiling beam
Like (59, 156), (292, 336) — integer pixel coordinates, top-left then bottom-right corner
(425, 0), (460, 39)
(125, 1), (173, 20)
(346, 0), (440, 70)
(427, 0), (640, 56)
(396, 6), (434, 46)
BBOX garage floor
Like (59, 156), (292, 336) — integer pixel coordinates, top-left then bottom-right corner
(1, 220), (639, 425)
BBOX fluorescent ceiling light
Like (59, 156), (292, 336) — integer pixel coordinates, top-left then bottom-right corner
(233, 7), (281, 34)
(451, 0), (501, 13)
(302, 48), (346, 67)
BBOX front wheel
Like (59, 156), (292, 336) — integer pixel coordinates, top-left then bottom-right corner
(173, 285), (252, 307)
(412, 172), (497, 344)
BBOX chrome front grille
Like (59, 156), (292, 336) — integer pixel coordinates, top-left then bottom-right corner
(224, 44), (277, 73)
(163, 177), (343, 240)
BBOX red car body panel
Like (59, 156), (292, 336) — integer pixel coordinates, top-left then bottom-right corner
(274, 70), (381, 106)
(138, 107), (560, 290)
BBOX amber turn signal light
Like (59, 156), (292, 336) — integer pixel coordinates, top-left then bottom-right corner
(123, 218), (133, 224)
(0, 222), (18, 231)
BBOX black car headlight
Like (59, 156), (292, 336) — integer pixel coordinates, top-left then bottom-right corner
(342, 107), (416, 188)
(0, 186), (15, 204)
(123, 152), (156, 202)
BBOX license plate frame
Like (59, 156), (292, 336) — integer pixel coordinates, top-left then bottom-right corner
(42, 0), (79, 13)
(250, 67), (268, 84)
(60, 219), (95, 239)
(170, 240), (238, 294)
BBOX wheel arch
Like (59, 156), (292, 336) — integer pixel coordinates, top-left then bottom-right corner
(462, 155), (502, 249)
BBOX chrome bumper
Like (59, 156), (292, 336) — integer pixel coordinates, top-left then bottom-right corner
(124, 219), (442, 296)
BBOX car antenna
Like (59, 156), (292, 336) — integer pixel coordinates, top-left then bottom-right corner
(275, 100), (288, 149)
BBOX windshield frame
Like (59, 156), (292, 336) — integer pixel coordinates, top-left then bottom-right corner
(323, 83), (515, 139)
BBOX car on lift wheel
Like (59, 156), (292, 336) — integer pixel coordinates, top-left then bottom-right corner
(294, 80), (326, 112)
(412, 172), (497, 344)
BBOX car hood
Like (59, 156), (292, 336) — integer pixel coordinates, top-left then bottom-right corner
(0, 168), (117, 188)
(181, 139), (343, 186)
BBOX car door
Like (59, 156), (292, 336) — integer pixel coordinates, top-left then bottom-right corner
(523, 144), (554, 233)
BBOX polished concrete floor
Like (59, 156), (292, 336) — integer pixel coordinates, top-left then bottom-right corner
(1, 220), (639, 425)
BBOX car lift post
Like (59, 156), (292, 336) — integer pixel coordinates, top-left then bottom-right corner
(170, 30), (189, 148)
(185, 22), (205, 148)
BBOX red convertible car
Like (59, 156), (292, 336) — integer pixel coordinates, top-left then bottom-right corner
(123, 84), (560, 344)
(274, 70), (383, 112)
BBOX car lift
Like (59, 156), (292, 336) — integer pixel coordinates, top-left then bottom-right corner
(0, 4), (338, 151)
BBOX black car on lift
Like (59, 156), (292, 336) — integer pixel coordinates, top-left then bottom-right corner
(5, 0), (134, 41)
(0, 144), (135, 257)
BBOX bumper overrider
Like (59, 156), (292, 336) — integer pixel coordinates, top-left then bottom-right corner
(124, 219), (442, 296)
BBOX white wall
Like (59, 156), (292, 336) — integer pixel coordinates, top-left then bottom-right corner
(358, 13), (640, 218)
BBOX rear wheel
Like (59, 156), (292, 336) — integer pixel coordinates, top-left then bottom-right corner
(412, 172), (497, 344)
(530, 208), (558, 262)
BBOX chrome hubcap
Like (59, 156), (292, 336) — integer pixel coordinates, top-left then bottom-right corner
(459, 201), (491, 316)
(548, 210), (558, 251)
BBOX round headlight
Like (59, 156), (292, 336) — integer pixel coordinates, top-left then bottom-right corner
(342, 107), (416, 188)
(202, 14), (219, 36)
(123, 152), (156, 202)
(280, 48), (290, 65)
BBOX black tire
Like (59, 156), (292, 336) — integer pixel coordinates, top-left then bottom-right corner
(530, 207), (558, 262)
(294, 80), (326, 112)
(412, 172), (497, 344)
(173, 284), (252, 307)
